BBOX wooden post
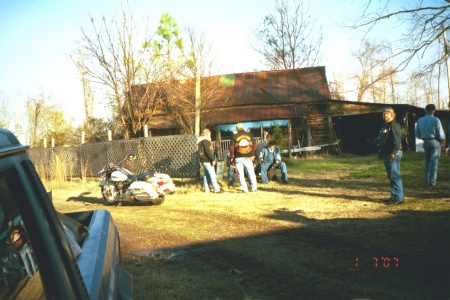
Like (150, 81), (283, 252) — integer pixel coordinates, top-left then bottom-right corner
(288, 120), (292, 158)
(217, 130), (222, 160)
(81, 131), (85, 144)
(307, 125), (312, 147)
(108, 130), (112, 141)
(143, 125), (148, 138)
(260, 125), (264, 142)
(44, 138), (47, 148)
(51, 138), (55, 148)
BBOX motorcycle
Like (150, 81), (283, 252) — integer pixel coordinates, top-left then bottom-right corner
(98, 154), (175, 205)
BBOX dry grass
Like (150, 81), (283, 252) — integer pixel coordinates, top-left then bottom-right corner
(48, 153), (450, 299)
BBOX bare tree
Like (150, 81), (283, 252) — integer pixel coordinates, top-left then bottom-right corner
(405, 73), (422, 107)
(0, 99), (12, 129)
(74, 8), (167, 138)
(25, 94), (74, 147)
(26, 94), (45, 147)
(253, 0), (323, 70)
(165, 26), (231, 134)
(352, 40), (398, 102)
(71, 50), (95, 132)
(76, 10), (233, 137)
(351, 1), (450, 74)
(328, 80), (346, 100)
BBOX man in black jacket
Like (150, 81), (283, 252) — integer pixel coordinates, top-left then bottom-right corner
(377, 107), (404, 205)
(197, 129), (222, 193)
(229, 123), (257, 193)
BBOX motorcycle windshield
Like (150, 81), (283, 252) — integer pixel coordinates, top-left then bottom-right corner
(118, 167), (133, 175)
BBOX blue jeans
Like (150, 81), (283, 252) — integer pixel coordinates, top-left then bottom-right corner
(227, 167), (235, 186)
(382, 151), (403, 201)
(19, 243), (37, 277)
(202, 162), (221, 192)
(228, 166), (250, 186)
(260, 162), (288, 183)
(423, 139), (441, 184)
(234, 157), (257, 192)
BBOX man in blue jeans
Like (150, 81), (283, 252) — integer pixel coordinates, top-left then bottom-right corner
(197, 129), (222, 193)
(415, 104), (445, 186)
(229, 123), (257, 193)
(259, 140), (289, 184)
(377, 107), (404, 205)
(226, 152), (252, 188)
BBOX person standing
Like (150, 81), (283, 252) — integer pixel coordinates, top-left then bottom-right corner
(377, 107), (404, 205)
(415, 104), (445, 186)
(229, 123), (257, 193)
(259, 140), (289, 184)
(226, 152), (237, 188)
(445, 120), (450, 155)
(197, 129), (222, 193)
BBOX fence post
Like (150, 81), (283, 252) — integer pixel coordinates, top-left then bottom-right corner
(51, 138), (55, 148)
(81, 131), (85, 144)
(143, 125), (148, 138)
(44, 138), (47, 148)
(108, 130), (112, 141)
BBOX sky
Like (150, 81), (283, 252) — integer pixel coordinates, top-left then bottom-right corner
(0, 0), (396, 130)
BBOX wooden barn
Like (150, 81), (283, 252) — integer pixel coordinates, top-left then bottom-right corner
(136, 66), (448, 155)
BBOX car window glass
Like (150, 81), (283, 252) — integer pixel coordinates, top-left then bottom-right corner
(0, 172), (45, 299)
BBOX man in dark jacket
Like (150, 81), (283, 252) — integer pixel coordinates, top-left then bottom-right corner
(197, 129), (222, 193)
(229, 123), (257, 193)
(377, 107), (403, 205)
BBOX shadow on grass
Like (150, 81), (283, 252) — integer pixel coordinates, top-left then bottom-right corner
(116, 154), (450, 299)
(66, 191), (105, 204)
(257, 175), (450, 202)
(125, 207), (450, 300)
(65, 192), (163, 207)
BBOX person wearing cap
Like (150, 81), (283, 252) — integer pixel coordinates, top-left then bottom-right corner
(229, 123), (258, 193)
(197, 129), (222, 193)
(377, 107), (404, 204)
(415, 104), (445, 186)
(259, 140), (289, 184)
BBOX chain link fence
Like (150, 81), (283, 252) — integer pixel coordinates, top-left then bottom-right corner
(27, 134), (200, 179)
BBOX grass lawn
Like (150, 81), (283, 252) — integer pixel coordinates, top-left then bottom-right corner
(48, 152), (450, 299)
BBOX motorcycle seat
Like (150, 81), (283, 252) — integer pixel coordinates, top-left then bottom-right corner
(137, 171), (155, 181)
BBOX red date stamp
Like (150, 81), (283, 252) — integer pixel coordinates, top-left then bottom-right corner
(355, 257), (399, 268)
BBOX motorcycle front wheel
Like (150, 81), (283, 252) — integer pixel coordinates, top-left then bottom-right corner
(101, 183), (119, 204)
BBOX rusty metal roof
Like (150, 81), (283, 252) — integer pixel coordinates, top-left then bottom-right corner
(143, 66), (331, 129)
(215, 66), (330, 107)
